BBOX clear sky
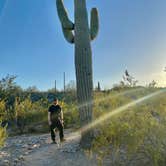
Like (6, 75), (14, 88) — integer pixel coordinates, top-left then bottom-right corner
(0, 0), (166, 91)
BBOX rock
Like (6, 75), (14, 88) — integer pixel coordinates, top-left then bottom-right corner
(31, 139), (39, 144)
(24, 151), (29, 155)
(3, 159), (9, 164)
(3, 143), (7, 148)
(0, 151), (9, 157)
(18, 140), (22, 144)
(19, 155), (24, 160)
(22, 144), (29, 148)
(32, 144), (40, 149)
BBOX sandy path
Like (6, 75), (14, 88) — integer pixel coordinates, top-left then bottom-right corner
(23, 130), (96, 166)
(0, 129), (97, 166)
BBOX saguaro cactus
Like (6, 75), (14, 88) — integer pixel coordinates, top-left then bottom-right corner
(56, 0), (99, 148)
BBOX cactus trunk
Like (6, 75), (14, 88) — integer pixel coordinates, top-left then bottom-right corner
(74, 0), (93, 148)
(56, 0), (99, 149)
(74, 0), (93, 123)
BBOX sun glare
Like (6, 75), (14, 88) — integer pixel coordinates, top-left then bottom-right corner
(77, 88), (166, 134)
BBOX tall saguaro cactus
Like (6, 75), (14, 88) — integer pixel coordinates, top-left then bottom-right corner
(56, 0), (99, 148)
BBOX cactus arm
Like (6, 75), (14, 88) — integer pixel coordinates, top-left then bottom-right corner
(56, 0), (74, 30)
(62, 27), (75, 44)
(90, 8), (99, 40)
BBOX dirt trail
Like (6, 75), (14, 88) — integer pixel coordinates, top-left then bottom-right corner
(0, 129), (97, 166)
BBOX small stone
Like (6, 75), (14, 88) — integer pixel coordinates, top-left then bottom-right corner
(22, 144), (29, 148)
(31, 139), (39, 144)
(18, 140), (22, 143)
(32, 144), (40, 148)
(3, 160), (9, 163)
(0, 151), (10, 157)
(24, 152), (29, 155)
(19, 155), (24, 160)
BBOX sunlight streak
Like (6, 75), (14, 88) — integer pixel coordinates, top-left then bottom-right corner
(78, 87), (144, 109)
(77, 88), (166, 134)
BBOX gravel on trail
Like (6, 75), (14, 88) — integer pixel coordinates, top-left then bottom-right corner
(0, 129), (97, 166)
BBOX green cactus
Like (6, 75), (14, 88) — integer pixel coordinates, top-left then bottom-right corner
(56, 0), (99, 148)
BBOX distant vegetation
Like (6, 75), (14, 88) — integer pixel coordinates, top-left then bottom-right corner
(0, 75), (79, 135)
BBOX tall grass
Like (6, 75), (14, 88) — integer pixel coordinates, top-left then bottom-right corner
(92, 88), (166, 165)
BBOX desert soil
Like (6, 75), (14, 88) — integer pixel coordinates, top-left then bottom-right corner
(0, 129), (97, 166)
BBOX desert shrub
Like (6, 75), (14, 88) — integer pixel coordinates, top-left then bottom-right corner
(59, 101), (79, 128)
(0, 120), (7, 147)
(0, 100), (6, 121)
(14, 97), (48, 133)
(92, 88), (166, 166)
(1, 93), (79, 134)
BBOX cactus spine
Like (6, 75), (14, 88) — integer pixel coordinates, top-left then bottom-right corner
(56, 0), (99, 148)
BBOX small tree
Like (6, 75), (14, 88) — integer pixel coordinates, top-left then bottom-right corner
(96, 81), (101, 91)
(15, 97), (33, 133)
(65, 80), (76, 92)
(0, 100), (7, 122)
(122, 70), (138, 87)
(0, 75), (22, 119)
(148, 80), (157, 88)
(25, 86), (39, 93)
(112, 70), (138, 91)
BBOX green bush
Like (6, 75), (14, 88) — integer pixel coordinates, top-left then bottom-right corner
(0, 100), (6, 121)
(14, 97), (48, 133)
(59, 101), (79, 128)
(92, 88), (166, 166)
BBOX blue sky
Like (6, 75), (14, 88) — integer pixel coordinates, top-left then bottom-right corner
(0, 0), (166, 91)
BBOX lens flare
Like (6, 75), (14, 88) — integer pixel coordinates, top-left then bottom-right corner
(77, 88), (166, 134)
(63, 89), (166, 143)
(78, 87), (144, 109)
(64, 88), (148, 141)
